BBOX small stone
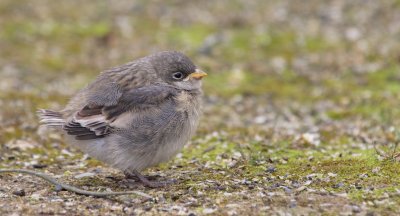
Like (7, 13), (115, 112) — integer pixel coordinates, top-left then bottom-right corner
(12, 189), (26, 196)
(289, 199), (297, 208)
(352, 205), (361, 213)
(332, 182), (344, 189)
(232, 152), (242, 160)
(254, 115), (268, 124)
(215, 186), (226, 191)
(295, 186), (306, 192)
(227, 160), (238, 168)
(291, 181), (300, 188)
(301, 132), (321, 147)
(372, 167), (380, 174)
(90, 204), (102, 209)
(366, 211), (375, 216)
(320, 203), (333, 208)
(281, 186), (292, 194)
(111, 205), (121, 211)
(74, 172), (96, 179)
(203, 208), (216, 214)
(242, 180), (252, 185)
(266, 166), (276, 173)
(327, 172), (337, 177)
(143, 205), (152, 211)
(227, 210), (237, 216)
(226, 204), (239, 208)
(345, 27), (361, 41)
(54, 185), (63, 192)
(33, 164), (47, 169)
(30, 193), (41, 200)
(304, 180), (312, 186)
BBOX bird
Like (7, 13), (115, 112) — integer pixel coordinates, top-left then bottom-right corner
(38, 51), (207, 187)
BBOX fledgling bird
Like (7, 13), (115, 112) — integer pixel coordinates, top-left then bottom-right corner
(38, 51), (207, 187)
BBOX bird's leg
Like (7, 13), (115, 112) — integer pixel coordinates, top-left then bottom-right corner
(124, 170), (176, 188)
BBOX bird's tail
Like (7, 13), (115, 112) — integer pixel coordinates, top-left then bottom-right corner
(37, 109), (65, 129)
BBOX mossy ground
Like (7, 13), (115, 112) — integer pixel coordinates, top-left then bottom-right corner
(1, 0), (400, 215)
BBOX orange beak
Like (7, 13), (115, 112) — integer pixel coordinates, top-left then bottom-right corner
(189, 69), (208, 79)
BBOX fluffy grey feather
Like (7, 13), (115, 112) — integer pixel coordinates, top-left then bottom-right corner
(38, 51), (206, 180)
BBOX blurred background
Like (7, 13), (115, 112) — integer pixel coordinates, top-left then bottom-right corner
(1, 0), (400, 214)
(1, 0), (400, 133)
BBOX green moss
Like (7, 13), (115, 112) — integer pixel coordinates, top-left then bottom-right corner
(204, 70), (314, 100)
(274, 149), (400, 201)
(167, 25), (215, 48)
(74, 176), (111, 188)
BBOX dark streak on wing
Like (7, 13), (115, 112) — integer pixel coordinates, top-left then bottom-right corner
(63, 105), (113, 140)
(78, 105), (103, 117)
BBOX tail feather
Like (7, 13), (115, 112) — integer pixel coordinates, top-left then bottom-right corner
(37, 109), (65, 129)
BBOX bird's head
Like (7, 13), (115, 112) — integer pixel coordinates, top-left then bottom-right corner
(148, 51), (207, 91)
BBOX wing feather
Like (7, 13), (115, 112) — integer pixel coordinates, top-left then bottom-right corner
(63, 107), (112, 139)
(63, 84), (178, 141)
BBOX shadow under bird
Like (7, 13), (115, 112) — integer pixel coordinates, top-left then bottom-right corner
(38, 51), (207, 188)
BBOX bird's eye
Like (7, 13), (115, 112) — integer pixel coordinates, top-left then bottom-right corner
(172, 72), (184, 80)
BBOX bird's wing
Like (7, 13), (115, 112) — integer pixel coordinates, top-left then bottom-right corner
(64, 84), (179, 140)
(103, 84), (178, 120)
(64, 105), (112, 140)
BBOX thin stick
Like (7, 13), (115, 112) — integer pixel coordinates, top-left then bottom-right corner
(0, 169), (152, 199)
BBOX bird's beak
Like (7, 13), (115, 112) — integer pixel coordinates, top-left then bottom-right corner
(189, 69), (208, 80)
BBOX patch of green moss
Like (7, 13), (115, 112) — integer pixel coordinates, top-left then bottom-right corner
(167, 25), (215, 48)
(274, 149), (400, 200)
(204, 70), (315, 100)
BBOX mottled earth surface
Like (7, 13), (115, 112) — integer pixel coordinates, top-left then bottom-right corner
(1, 0), (400, 215)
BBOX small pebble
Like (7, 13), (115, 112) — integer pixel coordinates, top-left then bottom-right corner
(32, 164), (47, 169)
(292, 181), (300, 188)
(12, 189), (26, 196)
(266, 166), (276, 173)
(90, 204), (102, 209)
(143, 205), (152, 211)
(333, 182), (344, 189)
(203, 208), (216, 214)
(282, 186), (292, 194)
(366, 211), (375, 216)
(215, 186), (226, 191)
(74, 172), (96, 179)
(54, 185), (63, 192)
(372, 167), (380, 174)
(352, 205), (361, 213)
(295, 186), (306, 192)
(289, 199), (297, 208)
(327, 172), (337, 177)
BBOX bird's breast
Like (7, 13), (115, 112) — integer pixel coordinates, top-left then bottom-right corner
(174, 90), (201, 112)
(148, 91), (201, 165)
(107, 91), (202, 171)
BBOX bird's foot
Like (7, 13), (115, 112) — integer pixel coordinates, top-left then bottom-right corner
(124, 170), (177, 188)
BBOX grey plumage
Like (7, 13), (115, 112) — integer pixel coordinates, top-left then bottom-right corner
(38, 51), (206, 186)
